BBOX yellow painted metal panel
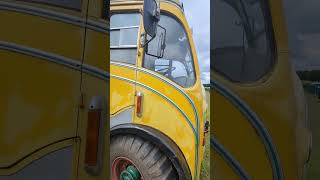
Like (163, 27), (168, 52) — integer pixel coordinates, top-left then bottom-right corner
(0, 51), (80, 168)
(136, 72), (197, 128)
(0, 8), (85, 60)
(110, 65), (136, 115)
(212, 91), (273, 179)
(0, 1), (86, 178)
(211, 150), (241, 180)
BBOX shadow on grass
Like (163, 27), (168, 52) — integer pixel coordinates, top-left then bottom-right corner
(200, 90), (210, 180)
(306, 92), (320, 179)
(200, 132), (210, 180)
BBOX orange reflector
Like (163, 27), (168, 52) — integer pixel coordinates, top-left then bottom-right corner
(136, 92), (143, 117)
(85, 110), (101, 166)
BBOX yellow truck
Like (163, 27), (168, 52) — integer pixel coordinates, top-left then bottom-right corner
(211, 0), (312, 179)
(110, 0), (208, 179)
(0, 0), (110, 180)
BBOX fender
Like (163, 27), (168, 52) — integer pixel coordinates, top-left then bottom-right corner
(111, 124), (192, 180)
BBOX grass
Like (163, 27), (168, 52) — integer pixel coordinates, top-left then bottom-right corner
(200, 130), (210, 180)
(306, 91), (320, 179)
(200, 90), (210, 180)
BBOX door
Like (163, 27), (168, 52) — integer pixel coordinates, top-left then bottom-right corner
(109, 7), (141, 127)
(76, 0), (109, 179)
(135, 7), (205, 180)
(0, 0), (87, 179)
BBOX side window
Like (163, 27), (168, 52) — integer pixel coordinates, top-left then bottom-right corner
(110, 13), (140, 64)
(212, 0), (274, 83)
(20, 0), (82, 10)
(143, 15), (196, 88)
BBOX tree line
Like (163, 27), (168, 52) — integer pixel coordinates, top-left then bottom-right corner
(296, 70), (320, 81)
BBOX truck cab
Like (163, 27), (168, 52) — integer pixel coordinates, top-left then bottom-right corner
(211, 0), (312, 179)
(110, 0), (207, 179)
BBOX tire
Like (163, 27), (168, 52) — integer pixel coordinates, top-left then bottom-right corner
(111, 135), (178, 180)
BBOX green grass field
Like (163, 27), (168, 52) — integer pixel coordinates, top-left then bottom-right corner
(200, 90), (210, 180)
(200, 131), (210, 180)
(306, 91), (320, 179)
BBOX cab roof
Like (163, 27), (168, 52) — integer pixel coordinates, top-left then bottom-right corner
(111, 0), (181, 3)
(110, 0), (184, 11)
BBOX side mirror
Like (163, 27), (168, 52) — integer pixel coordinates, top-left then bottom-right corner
(143, 0), (160, 38)
(145, 25), (166, 58)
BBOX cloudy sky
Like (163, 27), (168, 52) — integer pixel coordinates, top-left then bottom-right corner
(181, 0), (210, 84)
(283, 0), (320, 71)
(179, 0), (320, 83)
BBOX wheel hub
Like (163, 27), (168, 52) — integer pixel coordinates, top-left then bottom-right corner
(112, 157), (142, 180)
(120, 165), (141, 180)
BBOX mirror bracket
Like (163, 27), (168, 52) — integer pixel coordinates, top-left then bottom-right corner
(143, 0), (160, 37)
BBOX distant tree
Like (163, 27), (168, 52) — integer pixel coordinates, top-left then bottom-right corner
(297, 70), (320, 81)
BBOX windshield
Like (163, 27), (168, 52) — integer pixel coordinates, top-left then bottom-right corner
(212, 0), (273, 83)
(143, 14), (196, 88)
(221, 0), (266, 46)
(110, 13), (140, 64)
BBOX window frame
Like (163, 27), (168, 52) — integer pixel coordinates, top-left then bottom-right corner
(110, 12), (141, 65)
(212, 0), (277, 84)
(103, 0), (109, 19)
(142, 11), (198, 89)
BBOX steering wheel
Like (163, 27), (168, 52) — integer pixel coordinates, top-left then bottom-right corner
(156, 66), (176, 76)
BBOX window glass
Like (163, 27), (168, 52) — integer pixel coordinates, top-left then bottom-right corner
(111, 14), (140, 28)
(143, 15), (196, 88)
(110, 13), (140, 64)
(20, 0), (82, 10)
(212, 0), (274, 83)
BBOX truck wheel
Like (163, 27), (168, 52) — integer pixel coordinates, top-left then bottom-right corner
(111, 135), (178, 180)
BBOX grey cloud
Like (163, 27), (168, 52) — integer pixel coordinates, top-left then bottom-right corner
(181, 0), (210, 84)
(283, 0), (320, 70)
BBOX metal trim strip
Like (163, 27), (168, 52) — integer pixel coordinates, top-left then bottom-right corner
(0, 1), (109, 34)
(110, 26), (140, 30)
(0, 41), (109, 81)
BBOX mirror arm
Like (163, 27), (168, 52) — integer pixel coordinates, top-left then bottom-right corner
(141, 33), (156, 48)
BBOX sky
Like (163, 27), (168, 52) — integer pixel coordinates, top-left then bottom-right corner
(282, 0), (320, 71)
(180, 0), (320, 84)
(181, 0), (210, 84)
